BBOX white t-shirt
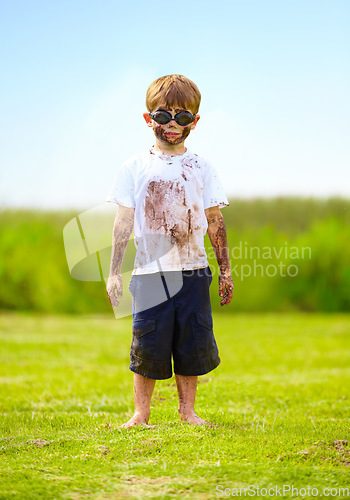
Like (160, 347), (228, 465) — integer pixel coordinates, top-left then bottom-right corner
(107, 146), (229, 275)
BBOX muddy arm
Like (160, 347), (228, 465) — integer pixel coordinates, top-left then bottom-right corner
(205, 205), (234, 306)
(107, 205), (135, 306)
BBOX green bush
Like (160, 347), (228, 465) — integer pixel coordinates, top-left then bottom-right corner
(0, 198), (349, 313)
(278, 218), (350, 312)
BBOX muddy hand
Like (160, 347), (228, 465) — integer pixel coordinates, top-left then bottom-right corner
(218, 272), (234, 306)
(107, 274), (123, 306)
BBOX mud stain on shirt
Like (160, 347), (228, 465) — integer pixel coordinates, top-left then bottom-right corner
(144, 179), (201, 258)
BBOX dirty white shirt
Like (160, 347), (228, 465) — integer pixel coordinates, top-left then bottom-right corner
(107, 146), (229, 275)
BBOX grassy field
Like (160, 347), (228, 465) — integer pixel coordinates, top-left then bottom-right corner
(1, 312), (350, 499)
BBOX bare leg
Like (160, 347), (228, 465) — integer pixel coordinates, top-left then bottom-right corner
(175, 374), (212, 426)
(120, 373), (156, 428)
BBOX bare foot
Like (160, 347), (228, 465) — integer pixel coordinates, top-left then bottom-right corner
(119, 413), (154, 429)
(179, 411), (215, 427)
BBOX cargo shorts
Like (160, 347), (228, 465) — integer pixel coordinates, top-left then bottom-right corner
(128, 266), (220, 379)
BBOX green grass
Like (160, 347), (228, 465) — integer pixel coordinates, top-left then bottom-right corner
(1, 312), (350, 499)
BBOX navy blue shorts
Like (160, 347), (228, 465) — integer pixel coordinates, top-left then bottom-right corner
(128, 266), (220, 379)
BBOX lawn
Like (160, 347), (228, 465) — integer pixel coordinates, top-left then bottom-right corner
(1, 312), (349, 499)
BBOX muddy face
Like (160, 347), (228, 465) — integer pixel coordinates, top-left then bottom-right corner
(154, 124), (191, 145)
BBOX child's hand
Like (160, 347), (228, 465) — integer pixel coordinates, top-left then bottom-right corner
(107, 274), (123, 306)
(218, 271), (234, 306)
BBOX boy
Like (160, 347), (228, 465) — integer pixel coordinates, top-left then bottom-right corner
(106, 74), (233, 428)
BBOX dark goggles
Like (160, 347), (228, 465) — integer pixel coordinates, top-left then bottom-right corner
(149, 109), (196, 126)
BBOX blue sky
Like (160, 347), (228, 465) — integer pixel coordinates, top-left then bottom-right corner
(1, 0), (349, 209)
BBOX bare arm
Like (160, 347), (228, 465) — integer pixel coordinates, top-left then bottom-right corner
(205, 205), (234, 306)
(107, 205), (135, 306)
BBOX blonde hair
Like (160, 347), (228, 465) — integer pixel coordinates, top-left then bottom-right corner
(146, 74), (201, 114)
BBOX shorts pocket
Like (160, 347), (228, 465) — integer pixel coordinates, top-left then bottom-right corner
(195, 311), (213, 330)
(132, 318), (157, 338)
(191, 311), (216, 355)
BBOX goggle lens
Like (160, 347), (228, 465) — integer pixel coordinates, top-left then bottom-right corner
(150, 110), (196, 126)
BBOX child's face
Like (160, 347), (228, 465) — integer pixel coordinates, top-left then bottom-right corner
(143, 107), (200, 146)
